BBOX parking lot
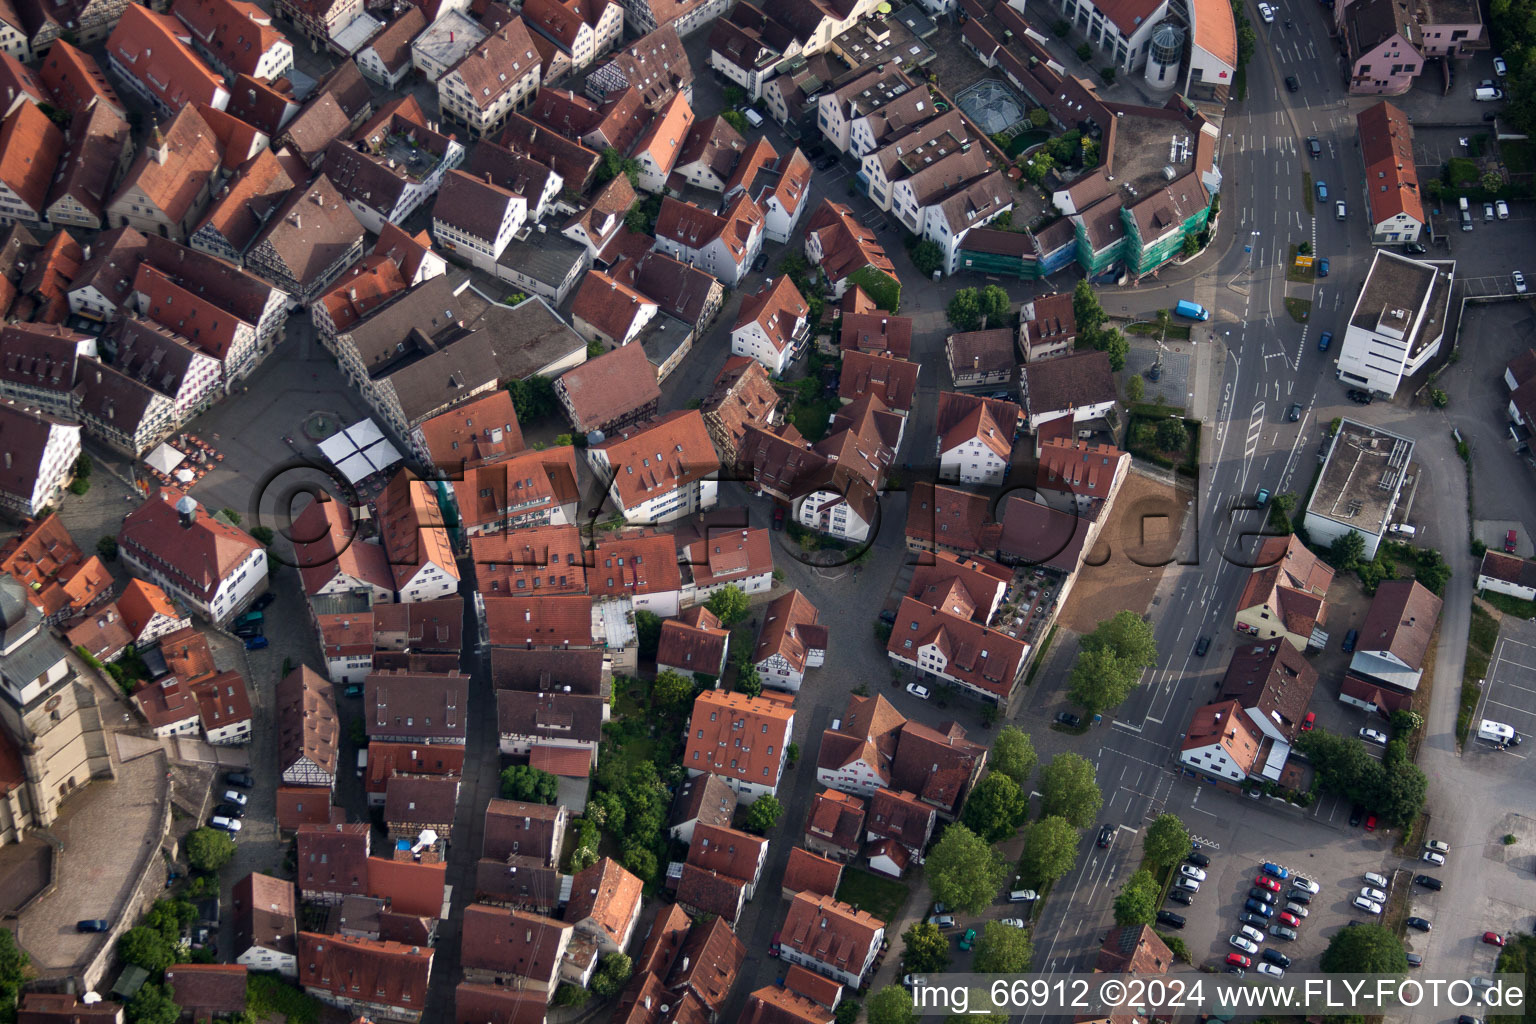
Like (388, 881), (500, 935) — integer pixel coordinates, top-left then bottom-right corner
(1475, 615), (1536, 757)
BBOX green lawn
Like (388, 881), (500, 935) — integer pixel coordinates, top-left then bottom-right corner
(836, 868), (911, 923)
(1502, 138), (1536, 175)
(1284, 297), (1312, 323)
(1459, 602), (1500, 745)
(1301, 172), (1315, 216)
(1480, 590), (1536, 619)
(1125, 321), (1191, 340)
(790, 396), (840, 441)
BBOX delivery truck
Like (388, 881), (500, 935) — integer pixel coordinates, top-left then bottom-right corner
(1174, 299), (1210, 321)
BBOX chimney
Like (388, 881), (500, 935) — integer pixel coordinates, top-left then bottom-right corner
(175, 494), (198, 528)
(149, 126), (169, 164)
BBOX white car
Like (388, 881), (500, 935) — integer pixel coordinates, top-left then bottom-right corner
(1284, 902), (1310, 918)
(1363, 872), (1389, 888)
(1514, 270), (1528, 295)
(1495, 55), (1508, 76)
(1179, 864), (1207, 881)
(1230, 935), (1259, 954)
(1360, 886), (1387, 902)
(1423, 851), (1446, 866)
(1425, 840), (1450, 854)
(906, 683), (931, 700)
(1257, 962), (1285, 978)
(1353, 896), (1383, 915)
(222, 790), (249, 806)
(998, 918), (1027, 929)
(1176, 876), (1201, 893)
(1359, 728), (1389, 745)
(1239, 924), (1266, 945)
(1290, 877), (1320, 895)
(209, 815), (242, 833)
(1258, 2), (1276, 21)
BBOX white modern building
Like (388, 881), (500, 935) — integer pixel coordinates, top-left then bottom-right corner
(1334, 249), (1453, 397)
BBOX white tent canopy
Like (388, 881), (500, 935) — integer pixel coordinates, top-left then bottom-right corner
(144, 442), (185, 475)
(318, 418), (405, 485)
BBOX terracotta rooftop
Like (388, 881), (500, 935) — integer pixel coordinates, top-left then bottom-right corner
(556, 335), (661, 432)
(684, 690), (794, 790)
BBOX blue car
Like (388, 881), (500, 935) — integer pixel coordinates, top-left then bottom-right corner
(1318, 331), (1333, 352)
(1317, 257), (1330, 277)
(1262, 862), (1290, 880)
(244, 635), (269, 650)
(1316, 181), (1328, 200)
(1245, 899), (1275, 917)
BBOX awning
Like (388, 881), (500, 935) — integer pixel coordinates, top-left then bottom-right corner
(145, 443), (185, 475)
(317, 418), (405, 484)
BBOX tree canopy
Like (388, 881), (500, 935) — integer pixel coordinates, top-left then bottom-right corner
(989, 726), (1037, 789)
(1082, 610), (1159, 668)
(1295, 730), (1427, 827)
(636, 610), (662, 659)
(961, 773), (1030, 843)
(1038, 753), (1103, 828)
(1142, 814), (1190, 868)
(1073, 280), (1107, 334)
(500, 764), (558, 804)
(900, 922), (951, 973)
(1017, 815), (1081, 887)
(589, 953), (634, 998)
(185, 827), (236, 873)
(973, 922), (1033, 973)
(1320, 923), (1408, 974)
(126, 983), (181, 1024)
(0, 928), (29, 1021)
(650, 670), (696, 713)
(946, 289), (983, 332)
(705, 585), (751, 626)
(1071, 612), (1158, 715)
(1113, 869), (1161, 926)
(744, 794), (784, 834)
(867, 986), (918, 1024)
(925, 824), (1008, 913)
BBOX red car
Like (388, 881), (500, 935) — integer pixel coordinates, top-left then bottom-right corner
(1365, 814), (1377, 832)
(1484, 932), (1506, 946)
(1300, 712), (1315, 732)
(1279, 912), (1301, 928)
(1254, 876), (1281, 892)
(1226, 953), (1252, 968)
(769, 931), (782, 957)
(1507, 530), (1518, 553)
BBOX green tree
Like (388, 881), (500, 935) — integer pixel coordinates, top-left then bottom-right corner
(925, 824), (1007, 913)
(1017, 815), (1080, 887)
(1113, 869), (1161, 926)
(68, 478), (91, 496)
(219, 508), (242, 525)
(1328, 531), (1366, 573)
(1098, 327), (1129, 372)
(744, 794), (784, 834)
(734, 662), (762, 697)
(0, 928), (31, 1020)
(185, 827), (236, 873)
(990, 726), (1037, 789)
(946, 288), (982, 332)
(1142, 814), (1190, 868)
(250, 526), (274, 546)
(900, 922), (952, 972)
(651, 669), (696, 713)
(506, 376), (558, 421)
(74, 453), (93, 478)
(1126, 374), (1145, 403)
(1039, 753), (1103, 828)
(1154, 417), (1188, 452)
(636, 610), (663, 659)
(1082, 610), (1159, 668)
(97, 535), (118, 561)
(835, 1001), (862, 1024)
(1182, 234), (1201, 257)
(705, 584), (751, 626)
(1024, 150), (1054, 184)
(587, 338), (607, 358)
(597, 146), (641, 188)
(867, 986), (917, 1024)
(589, 953), (633, 999)
(1414, 548), (1451, 595)
(623, 843), (659, 882)
(1481, 169), (1503, 192)
(1320, 922), (1408, 973)
(973, 922), (1033, 973)
(127, 983), (181, 1024)
(721, 110), (750, 134)
(1069, 647), (1140, 716)
(500, 764), (558, 803)
(978, 285), (1011, 327)
(1073, 279), (1107, 334)
(118, 927), (176, 973)
(962, 773), (1029, 843)
(1029, 107), (1050, 128)
(909, 239), (945, 277)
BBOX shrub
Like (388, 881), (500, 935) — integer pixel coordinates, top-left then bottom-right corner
(1075, 42), (1092, 60)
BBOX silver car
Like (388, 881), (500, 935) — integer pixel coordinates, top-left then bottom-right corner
(1353, 896), (1383, 915)
(1360, 887), (1387, 902)
(1284, 902), (1310, 918)
(1269, 925), (1299, 941)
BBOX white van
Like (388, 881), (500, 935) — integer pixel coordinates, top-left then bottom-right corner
(742, 108), (765, 128)
(1389, 523), (1416, 536)
(1459, 197), (1470, 212)
(1475, 86), (1504, 101)
(1479, 719), (1515, 743)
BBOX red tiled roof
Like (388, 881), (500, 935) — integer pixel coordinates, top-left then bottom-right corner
(297, 933), (433, 1012)
(754, 589), (821, 674)
(1358, 101), (1423, 228)
(297, 822), (370, 898)
(367, 857), (447, 916)
(107, 5), (228, 111)
(461, 905), (571, 984)
(471, 525), (587, 597)
(292, 492), (395, 597)
(779, 892), (883, 970)
(416, 389), (524, 471)
(0, 102), (65, 215)
(277, 787), (336, 832)
(588, 530), (681, 600)
(38, 40), (125, 117)
(782, 846), (843, 898)
(163, 964), (248, 1021)
(276, 665), (339, 780)
(566, 857), (643, 947)
(193, 669), (253, 735)
(656, 608), (728, 675)
(734, 276), (808, 355)
(0, 513), (111, 620)
(556, 335), (661, 430)
(804, 789), (864, 853)
(483, 594), (593, 647)
(684, 690), (794, 788)
(589, 410), (720, 512)
(118, 489), (263, 603)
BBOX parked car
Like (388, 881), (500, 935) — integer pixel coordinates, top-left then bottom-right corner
(1254, 875), (1281, 892)
(244, 636), (268, 650)
(1407, 952), (1424, 968)
(1284, 902), (1309, 918)
(1300, 713), (1316, 732)
(1238, 924), (1265, 945)
(1290, 876), (1319, 894)
(1365, 814), (1378, 831)
(1515, 271), (1528, 294)
(1263, 949), (1291, 968)
(1226, 953), (1252, 968)
(1245, 899), (1275, 917)
(1229, 935), (1258, 955)
(772, 506), (785, 531)
(1497, 200), (1511, 219)
(1180, 864), (1206, 881)
(1425, 840), (1450, 854)
(1343, 630), (1359, 653)
(1248, 887), (1277, 904)
(1269, 925), (1299, 941)
(1336, 200), (1348, 220)
(1345, 389), (1372, 405)
(1287, 75), (1300, 92)
(1240, 912), (1270, 929)
(1257, 962), (1285, 978)
(997, 918), (1027, 929)
(1423, 851), (1446, 866)
(1415, 874), (1443, 890)
(1258, 2), (1275, 20)
(906, 683), (931, 700)
(1276, 911), (1301, 929)
(1495, 55), (1509, 75)
(1507, 529), (1519, 553)
(214, 802), (245, 819)
(1167, 889), (1194, 906)
(209, 816), (242, 834)
(1485, 202), (1497, 221)
(1262, 864), (1291, 881)
(1055, 711), (1082, 727)
(1186, 851), (1210, 868)
(233, 622), (262, 639)
(1285, 889), (1313, 904)
(1359, 886), (1387, 902)
(1364, 872), (1389, 888)
(1359, 728), (1389, 745)
(1287, 403), (1302, 422)
(225, 771), (254, 788)
(1156, 910), (1186, 929)
(1403, 240), (1428, 254)
(1352, 896), (1383, 915)
(222, 790), (248, 807)
(1407, 917), (1432, 932)
(76, 919), (110, 933)
(958, 928), (977, 951)
(343, 683), (364, 698)
(1008, 889), (1038, 902)
(1175, 876), (1201, 893)
(927, 915), (956, 929)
